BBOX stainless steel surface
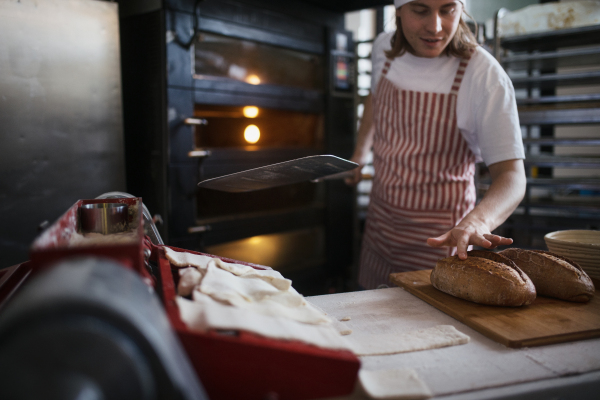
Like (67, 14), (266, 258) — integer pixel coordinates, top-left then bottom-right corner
(80, 203), (128, 235)
(95, 192), (164, 245)
(522, 138), (600, 146)
(502, 45), (600, 70)
(499, 24), (600, 52)
(197, 155), (358, 192)
(510, 71), (600, 89)
(0, 0), (125, 267)
(524, 156), (600, 168)
(518, 107), (600, 125)
(311, 170), (354, 182)
(517, 94), (600, 105)
(479, 178), (600, 190)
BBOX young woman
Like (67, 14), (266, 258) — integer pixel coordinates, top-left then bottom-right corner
(346, 0), (526, 289)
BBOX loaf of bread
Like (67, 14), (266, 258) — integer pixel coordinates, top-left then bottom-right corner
(500, 248), (595, 303)
(430, 250), (536, 306)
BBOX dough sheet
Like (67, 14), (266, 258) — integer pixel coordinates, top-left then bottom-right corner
(177, 294), (351, 351)
(168, 247), (339, 349)
(349, 325), (470, 356)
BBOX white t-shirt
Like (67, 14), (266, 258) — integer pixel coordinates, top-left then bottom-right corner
(371, 32), (524, 166)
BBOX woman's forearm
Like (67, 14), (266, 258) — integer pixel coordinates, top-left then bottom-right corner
(346, 94), (375, 185)
(352, 94), (375, 164)
(466, 159), (526, 232)
(427, 158), (526, 258)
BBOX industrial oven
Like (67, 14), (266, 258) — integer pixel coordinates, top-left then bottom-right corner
(119, 0), (364, 294)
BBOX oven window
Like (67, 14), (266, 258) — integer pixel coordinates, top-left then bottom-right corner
(193, 105), (323, 149)
(203, 227), (325, 273)
(197, 181), (319, 218)
(194, 33), (324, 90)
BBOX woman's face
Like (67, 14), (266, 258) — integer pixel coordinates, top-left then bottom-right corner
(397, 0), (463, 58)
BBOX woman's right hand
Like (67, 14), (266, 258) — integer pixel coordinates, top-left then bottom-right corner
(344, 161), (364, 186)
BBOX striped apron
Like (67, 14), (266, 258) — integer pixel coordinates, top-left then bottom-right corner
(358, 56), (477, 289)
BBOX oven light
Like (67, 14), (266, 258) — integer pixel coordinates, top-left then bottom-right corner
(243, 106), (259, 118)
(246, 74), (261, 85)
(244, 125), (260, 144)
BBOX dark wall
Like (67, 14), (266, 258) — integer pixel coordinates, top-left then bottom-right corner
(0, 0), (126, 269)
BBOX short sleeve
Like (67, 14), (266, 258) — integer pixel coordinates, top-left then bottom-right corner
(457, 49), (525, 166)
(475, 74), (524, 166)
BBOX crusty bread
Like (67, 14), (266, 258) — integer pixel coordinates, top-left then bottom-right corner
(430, 250), (536, 307)
(500, 248), (595, 303)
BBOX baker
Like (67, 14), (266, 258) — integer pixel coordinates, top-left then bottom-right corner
(346, 0), (526, 289)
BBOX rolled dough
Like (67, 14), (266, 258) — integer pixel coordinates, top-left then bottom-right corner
(178, 267), (203, 297)
(164, 246), (213, 269)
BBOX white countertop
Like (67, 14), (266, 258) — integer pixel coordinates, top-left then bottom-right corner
(307, 287), (600, 399)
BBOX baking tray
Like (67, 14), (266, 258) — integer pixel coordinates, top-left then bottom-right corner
(154, 245), (360, 400)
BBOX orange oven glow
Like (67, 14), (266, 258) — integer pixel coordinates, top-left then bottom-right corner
(244, 124), (260, 144)
(242, 106), (259, 118)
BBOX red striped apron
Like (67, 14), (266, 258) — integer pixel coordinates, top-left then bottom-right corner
(358, 55), (477, 289)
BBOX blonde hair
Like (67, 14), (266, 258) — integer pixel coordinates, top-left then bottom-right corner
(385, 12), (478, 59)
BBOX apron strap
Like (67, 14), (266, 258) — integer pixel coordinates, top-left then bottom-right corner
(383, 50), (473, 96)
(450, 52), (473, 96)
(381, 59), (392, 76)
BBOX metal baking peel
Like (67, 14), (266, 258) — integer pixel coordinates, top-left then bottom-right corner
(197, 155), (358, 193)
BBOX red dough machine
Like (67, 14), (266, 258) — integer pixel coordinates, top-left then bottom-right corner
(0, 194), (360, 400)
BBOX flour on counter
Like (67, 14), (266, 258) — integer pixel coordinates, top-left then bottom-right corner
(67, 229), (139, 247)
(359, 368), (432, 399)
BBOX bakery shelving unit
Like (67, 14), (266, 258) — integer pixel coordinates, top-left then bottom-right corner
(353, 37), (375, 223)
(485, 12), (600, 249)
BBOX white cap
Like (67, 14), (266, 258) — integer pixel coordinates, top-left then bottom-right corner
(394, 0), (464, 8)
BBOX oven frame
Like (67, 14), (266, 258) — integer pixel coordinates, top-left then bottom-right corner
(120, 0), (356, 294)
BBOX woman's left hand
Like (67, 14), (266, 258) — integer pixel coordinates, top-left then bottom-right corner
(426, 159), (526, 260)
(426, 224), (513, 260)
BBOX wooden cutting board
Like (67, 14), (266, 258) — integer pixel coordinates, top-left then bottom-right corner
(390, 269), (600, 348)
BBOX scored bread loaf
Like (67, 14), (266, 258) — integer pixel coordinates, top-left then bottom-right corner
(430, 250), (536, 307)
(500, 248), (595, 303)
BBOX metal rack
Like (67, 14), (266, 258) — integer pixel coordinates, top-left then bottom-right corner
(487, 13), (600, 249)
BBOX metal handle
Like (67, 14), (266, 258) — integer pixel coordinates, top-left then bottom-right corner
(184, 118), (208, 126)
(188, 225), (211, 234)
(188, 149), (212, 158)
